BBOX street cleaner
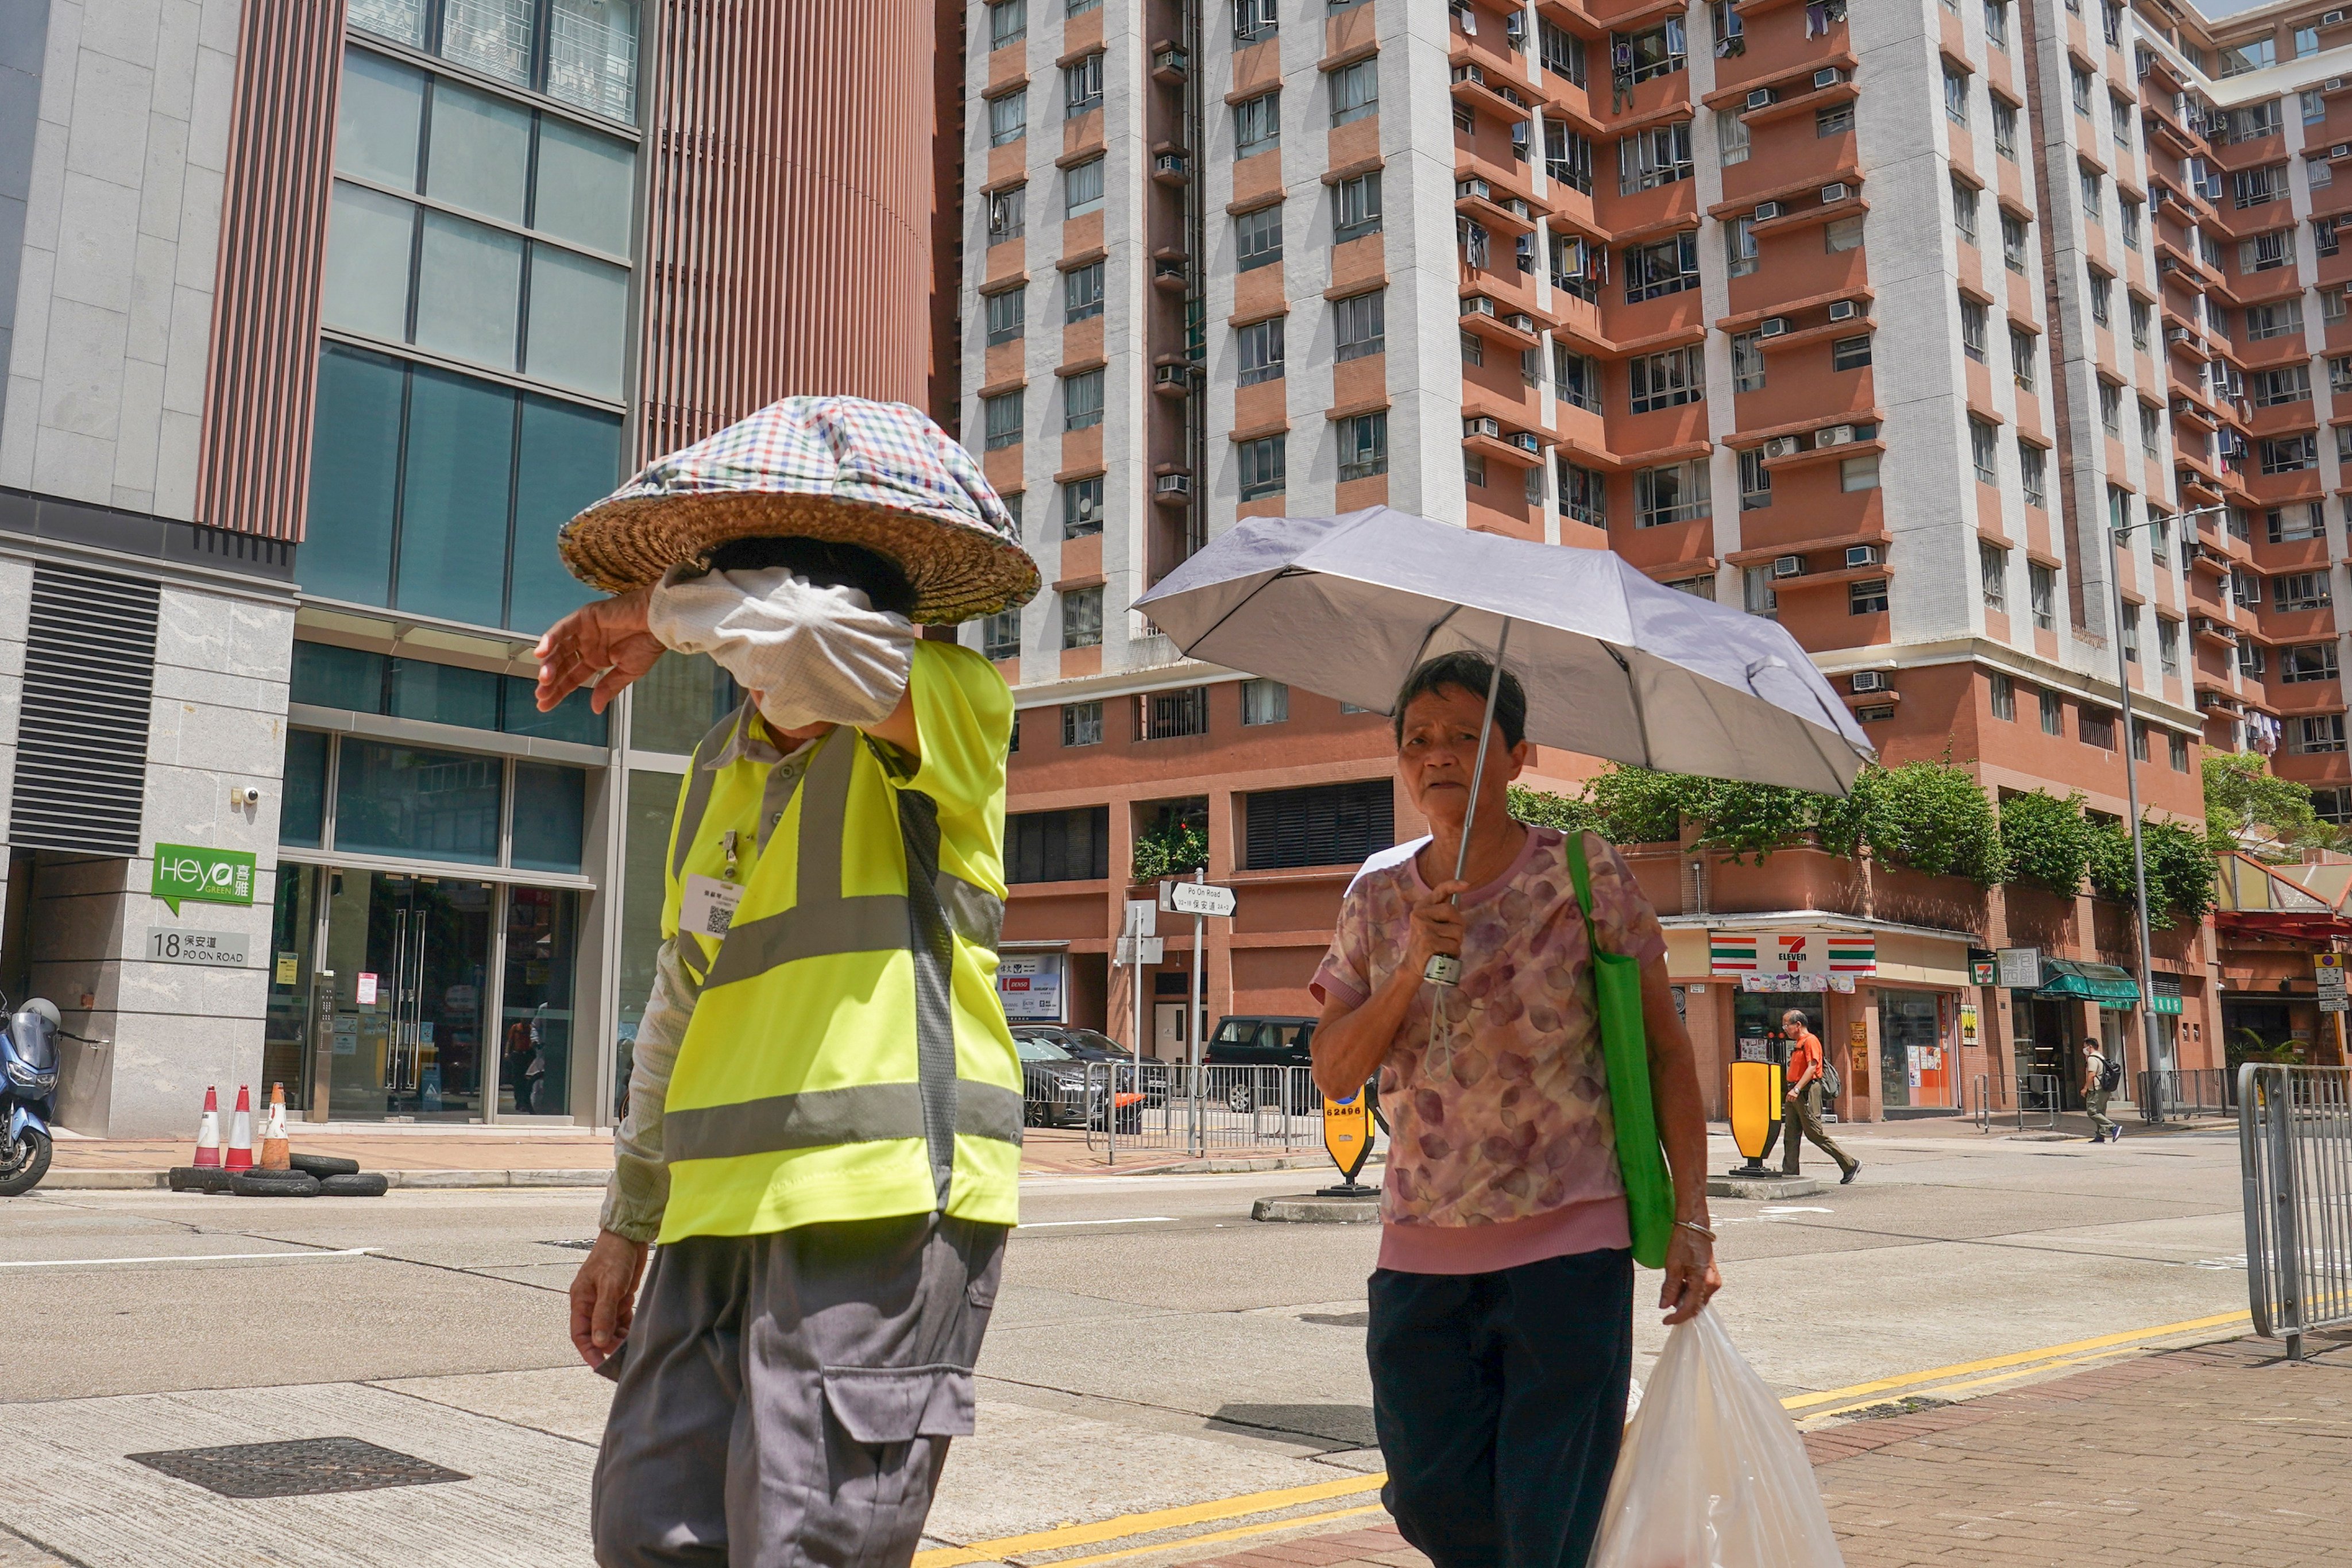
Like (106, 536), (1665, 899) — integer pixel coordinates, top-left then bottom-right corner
(540, 397), (1037, 1566)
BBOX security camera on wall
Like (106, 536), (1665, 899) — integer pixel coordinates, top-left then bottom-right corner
(231, 786), (261, 808)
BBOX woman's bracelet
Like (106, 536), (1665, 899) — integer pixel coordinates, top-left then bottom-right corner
(1674, 1219), (1717, 1242)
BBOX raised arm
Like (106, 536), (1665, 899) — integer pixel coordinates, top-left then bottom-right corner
(1638, 955), (1720, 1324)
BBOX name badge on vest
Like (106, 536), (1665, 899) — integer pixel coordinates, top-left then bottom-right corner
(682, 874), (744, 941)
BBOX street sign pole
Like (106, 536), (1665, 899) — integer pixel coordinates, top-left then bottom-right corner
(1189, 868), (1206, 1158)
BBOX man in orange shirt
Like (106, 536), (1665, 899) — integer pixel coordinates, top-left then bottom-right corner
(1781, 1009), (1859, 1184)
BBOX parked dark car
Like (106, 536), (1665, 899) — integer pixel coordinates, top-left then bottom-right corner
(1019, 1026), (1168, 1109)
(1014, 1029), (1144, 1130)
(1203, 1015), (1319, 1113)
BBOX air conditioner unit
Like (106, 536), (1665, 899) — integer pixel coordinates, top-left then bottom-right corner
(1153, 363), (1188, 388)
(2336, 143), (2352, 159)
(1505, 196), (1532, 219)
(1754, 200), (1783, 221)
(1504, 11), (1526, 47)
(2165, 325), (2190, 343)
(1763, 436), (1800, 459)
(1154, 473), (1192, 496)
(2328, 9), (2346, 24)
(1746, 88), (1776, 110)
(1153, 152), (1187, 175)
(1851, 670), (1887, 692)
(1459, 294), (1496, 318)
(1457, 177), (1493, 202)
(1819, 424), (1859, 447)
(1464, 415), (1501, 438)
(1845, 544), (1882, 569)
(1759, 316), (1790, 337)
(1821, 181), (1851, 203)
(1506, 312), (1536, 333)
(1814, 67), (1847, 90)
(1774, 554), (1805, 578)
(1827, 299), (1858, 322)
(1506, 431), (1541, 453)
(1451, 62), (1486, 87)
(2333, 74), (2351, 90)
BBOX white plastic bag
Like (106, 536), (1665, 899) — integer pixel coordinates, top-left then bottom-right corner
(1588, 1308), (1844, 1568)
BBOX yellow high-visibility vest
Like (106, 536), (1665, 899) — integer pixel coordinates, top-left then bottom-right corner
(654, 642), (1022, 1242)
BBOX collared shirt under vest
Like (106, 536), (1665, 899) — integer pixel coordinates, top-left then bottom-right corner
(654, 640), (1022, 1243)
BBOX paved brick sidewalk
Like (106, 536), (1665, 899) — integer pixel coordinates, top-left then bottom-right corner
(1171, 1334), (2342, 1568)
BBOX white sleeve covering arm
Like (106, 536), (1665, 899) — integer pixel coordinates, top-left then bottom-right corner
(598, 937), (702, 1243)
(645, 565), (918, 733)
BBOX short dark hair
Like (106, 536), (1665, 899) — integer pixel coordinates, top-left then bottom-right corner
(1393, 651), (1527, 749)
(705, 536), (917, 617)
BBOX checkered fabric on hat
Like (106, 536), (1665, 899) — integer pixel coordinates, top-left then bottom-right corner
(558, 397), (1038, 624)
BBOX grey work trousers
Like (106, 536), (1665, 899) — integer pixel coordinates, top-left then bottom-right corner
(592, 1214), (1006, 1568)
(1781, 1082), (1855, 1177)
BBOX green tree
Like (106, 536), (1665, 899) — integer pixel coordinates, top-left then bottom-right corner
(1506, 784), (1600, 835)
(1130, 820), (1207, 883)
(1856, 760), (2007, 883)
(1999, 789), (2092, 897)
(2084, 815), (2137, 905)
(2203, 752), (2332, 858)
(1584, 766), (1696, 844)
(2141, 818), (2217, 924)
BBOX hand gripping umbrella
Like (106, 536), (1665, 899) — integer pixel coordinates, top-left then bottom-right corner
(1133, 506), (1876, 981)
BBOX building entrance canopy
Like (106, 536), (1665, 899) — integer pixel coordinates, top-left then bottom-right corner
(2034, 958), (2141, 1010)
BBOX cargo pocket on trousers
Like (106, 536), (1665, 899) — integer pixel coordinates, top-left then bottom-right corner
(820, 1364), (978, 1446)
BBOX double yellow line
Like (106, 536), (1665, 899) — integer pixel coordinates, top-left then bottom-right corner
(916, 1308), (2254, 1567)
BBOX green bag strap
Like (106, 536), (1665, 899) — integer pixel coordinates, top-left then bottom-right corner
(1565, 829), (1602, 957)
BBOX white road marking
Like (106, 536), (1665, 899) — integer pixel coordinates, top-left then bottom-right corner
(1018, 1217), (1180, 1229)
(0, 1247), (374, 1269)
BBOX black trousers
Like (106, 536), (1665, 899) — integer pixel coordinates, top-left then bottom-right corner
(1366, 1248), (1633, 1568)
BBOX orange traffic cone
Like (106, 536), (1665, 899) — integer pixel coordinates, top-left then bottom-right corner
(259, 1083), (290, 1171)
(192, 1086), (222, 1168)
(224, 1086), (254, 1172)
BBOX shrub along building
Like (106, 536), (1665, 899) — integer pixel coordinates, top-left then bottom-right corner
(955, 0), (2278, 1119)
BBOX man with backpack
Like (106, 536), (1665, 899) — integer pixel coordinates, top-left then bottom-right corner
(2082, 1039), (2123, 1142)
(1781, 1010), (1859, 1184)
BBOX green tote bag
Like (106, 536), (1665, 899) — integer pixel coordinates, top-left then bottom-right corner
(1566, 831), (1674, 1270)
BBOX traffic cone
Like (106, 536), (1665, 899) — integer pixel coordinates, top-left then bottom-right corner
(224, 1086), (254, 1172)
(192, 1086), (221, 1168)
(259, 1083), (290, 1171)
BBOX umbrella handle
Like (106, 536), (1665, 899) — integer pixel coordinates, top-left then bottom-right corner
(1422, 617), (1513, 988)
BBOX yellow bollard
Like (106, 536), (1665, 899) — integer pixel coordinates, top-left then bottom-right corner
(1728, 1059), (1782, 1175)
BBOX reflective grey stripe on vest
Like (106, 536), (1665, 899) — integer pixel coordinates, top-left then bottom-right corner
(898, 786), (961, 1203)
(936, 874), (1005, 953)
(666, 1080), (1024, 1162)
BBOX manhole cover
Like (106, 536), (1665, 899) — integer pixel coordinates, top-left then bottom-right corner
(127, 1438), (469, 1498)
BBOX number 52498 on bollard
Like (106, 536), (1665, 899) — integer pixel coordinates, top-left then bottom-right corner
(1319, 1085), (1377, 1198)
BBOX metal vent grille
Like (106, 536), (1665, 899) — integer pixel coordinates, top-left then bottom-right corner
(10, 565), (159, 856)
(127, 1437), (468, 1497)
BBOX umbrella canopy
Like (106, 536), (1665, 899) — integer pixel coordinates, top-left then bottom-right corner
(1133, 507), (1875, 795)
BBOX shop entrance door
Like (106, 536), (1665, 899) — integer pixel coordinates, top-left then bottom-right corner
(320, 872), (493, 1121)
(1878, 991), (1946, 1110)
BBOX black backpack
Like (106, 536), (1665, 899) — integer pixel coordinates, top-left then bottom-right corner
(2097, 1053), (2124, 1094)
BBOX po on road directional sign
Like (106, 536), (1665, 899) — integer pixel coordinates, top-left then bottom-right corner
(1167, 882), (1237, 918)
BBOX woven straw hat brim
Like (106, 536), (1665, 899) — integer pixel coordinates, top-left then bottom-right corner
(560, 491), (1041, 625)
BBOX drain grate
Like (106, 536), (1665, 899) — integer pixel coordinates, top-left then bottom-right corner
(127, 1437), (469, 1498)
(1844, 1396), (1954, 1422)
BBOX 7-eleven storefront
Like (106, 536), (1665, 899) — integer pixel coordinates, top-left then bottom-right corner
(1660, 916), (1983, 1122)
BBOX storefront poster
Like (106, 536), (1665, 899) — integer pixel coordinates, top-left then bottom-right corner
(998, 955), (1064, 1022)
(1959, 1003), (1979, 1048)
(1740, 972), (1855, 994)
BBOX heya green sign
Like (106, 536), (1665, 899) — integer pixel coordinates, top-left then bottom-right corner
(152, 843), (257, 915)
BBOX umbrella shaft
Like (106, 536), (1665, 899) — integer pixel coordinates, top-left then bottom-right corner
(1449, 619), (1515, 890)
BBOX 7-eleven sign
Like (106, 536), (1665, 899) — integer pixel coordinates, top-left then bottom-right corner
(1710, 929), (1877, 978)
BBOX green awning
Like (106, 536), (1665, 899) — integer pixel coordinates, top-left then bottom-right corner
(2036, 959), (2142, 1009)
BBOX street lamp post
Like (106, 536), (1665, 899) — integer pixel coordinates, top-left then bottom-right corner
(2107, 501), (2224, 1122)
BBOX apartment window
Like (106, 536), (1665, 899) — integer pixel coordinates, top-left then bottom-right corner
(2131, 720), (2152, 763)
(1725, 215), (1758, 279)
(983, 389), (1024, 449)
(2270, 503), (2325, 542)
(2253, 364), (2311, 407)
(1458, 329), (1482, 368)
(2029, 562), (2056, 629)
(2020, 442), (2046, 508)
(1464, 453), (1487, 488)
(1983, 0), (2007, 48)
(1237, 434), (1287, 501)
(1992, 96), (2018, 158)
(1540, 17), (1586, 83)
(2295, 716), (2349, 755)
(1552, 232), (1603, 300)
(2319, 217), (2342, 259)
(2234, 164), (2288, 209)
(1330, 58), (1377, 125)
(1458, 217), (1490, 270)
(1338, 411), (1388, 481)
(1245, 779), (1394, 870)
(1065, 260), (1104, 322)
(984, 285), (1025, 345)
(1816, 102), (1854, 137)
(988, 0), (1026, 49)
(1233, 0), (1277, 41)
(986, 183), (1026, 242)
(1743, 566), (1778, 619)
(1623, 231), (1700, 303)
(1002, 491), (1024, 534)
(1063, 368), (1103, 430)
(2263, 434), (2319, 474)
(2069, 67), (2090, 115)
(1334, 289), (1385, 360)
(1548, 121), (1596, 191)
(2277, 571), (2334, 612)
(1334, 172), (1381, 242)
(1629, 346), (1704, 413)
(2170, 734), (2191, 774)
(980, 609), (1020, 662)
(1063, 51), (1103, 117)
(1732, 331), (1767, 392)
(2327, 289), (2349, 327)
(1830, 334), (1871, 373)
(2079, 707), (2115, 750)
(2039, 688), (2063, 734)
(2119, 198), (2140, 250)
(1061, 475), (1103, 538)
(2285, 644), (2343, 684)
(2219, 37), (2276, 77)
(1960, 297), (1987, 362)
(1953, 176), (1980, 246)
(1944, 65), (1969, 125)
(1619, 122), (1694, 195)
(2078, 167), (2101, 225)
(1061, 585), (1103, 649)
(1840, 453), (1879, 491)
(1969, 417), (1999, 483)
(1557, 346), (1602, 410)
(2241, 230), (2292, 273)
(2246, 298), (2304, 340)
(1560, 459), (1605, 527)
(2139, 401), (2159, 455)
(2307, 87), (2330, 124)
(2088, 269), (2111, 325)
(2121, 603), (2141, 665)
(1234, 90), (1280, 156)
(1240, 679), (1289, 726)
(988, 86), (1027, 145)
(2300, 25), (2323, 57)
(2234, 567), (2262, 607)
(1990, 670), (2015, 719)
(2227, 100), (2283, 142)
(2241, 641), (2269, 678)
(1619, 19), (1688, 83)
(1825, 215), (1864, 252)
(2000, 212), (2027, 272)
(1849, 578), (1889, 615)
(2009, 326), (2034, 390)
(2099, 380), (2121, 435)
(1065, 156), (1103, 216)
(2129, 297), (2150, 351)
(1739, 448), (1772, 510)
(1059, 702), (1102, 748)
(1235, 204), (1283, 271)
(1633, 460), (1710, 528)
(2158, 616), (2180, 675)
(1236, 316), (1284, 386)
(2111, 93), (2132, 145)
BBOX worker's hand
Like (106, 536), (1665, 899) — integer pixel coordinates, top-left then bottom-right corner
(1403, 880), (1469, 980)
(570, 1228), (650, 1368)
(1659, 1223), (1721, 1326)
(535, 588), (663, 714)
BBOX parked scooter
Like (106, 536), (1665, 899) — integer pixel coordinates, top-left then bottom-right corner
(0, 996), (58, 1196)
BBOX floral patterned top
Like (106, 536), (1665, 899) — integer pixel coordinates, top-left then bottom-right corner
(1311, 825), (1667, 1237)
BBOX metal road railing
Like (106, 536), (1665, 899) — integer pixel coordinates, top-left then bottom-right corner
(1067, 1063), (1332, 1164)
(2242, 1064), (2352, 1360)
(2140, 1068), (2237, 1124)
(2016, 1071), (2061, 1131)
